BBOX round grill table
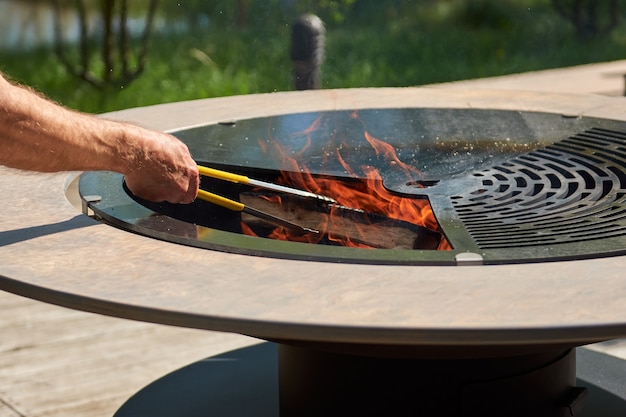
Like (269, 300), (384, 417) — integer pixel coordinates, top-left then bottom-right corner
(3, 88), (626, 416)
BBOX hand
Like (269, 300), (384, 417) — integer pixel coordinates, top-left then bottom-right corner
(122, 129), (199, 204)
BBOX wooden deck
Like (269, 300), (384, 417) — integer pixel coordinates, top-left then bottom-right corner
(3, 61), (626, 417)
(0, 290), (256, 417)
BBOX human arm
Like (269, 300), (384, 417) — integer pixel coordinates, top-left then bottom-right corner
(0, 73), (199, 203)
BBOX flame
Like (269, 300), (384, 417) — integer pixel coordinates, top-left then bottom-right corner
(242, 113), (451, 250)
(363, 131), (423, 178)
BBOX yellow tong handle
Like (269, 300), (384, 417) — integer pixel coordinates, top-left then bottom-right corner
(196, 189), (244, 212)
(198, 165), (250, 185)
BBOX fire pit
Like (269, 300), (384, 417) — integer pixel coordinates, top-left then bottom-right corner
(2, 88), (626, 416)
(81, 107), (626, 265)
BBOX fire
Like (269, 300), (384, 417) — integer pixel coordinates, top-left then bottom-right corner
(240, 113), (451, 250)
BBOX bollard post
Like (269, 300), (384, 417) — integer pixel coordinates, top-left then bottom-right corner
(291, 14), (325, 90)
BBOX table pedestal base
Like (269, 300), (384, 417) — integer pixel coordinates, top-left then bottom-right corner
(114, 343), (626, 417)
(279, 345), (579, 417)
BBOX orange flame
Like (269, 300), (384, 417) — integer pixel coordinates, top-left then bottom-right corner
(243, 114), (450, 250)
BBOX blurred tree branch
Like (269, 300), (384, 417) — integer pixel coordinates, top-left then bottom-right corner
(552, 0), (620, 38)
(51, 0), (158, 89)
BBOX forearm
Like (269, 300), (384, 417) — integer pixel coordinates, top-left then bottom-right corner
(0, 73), (199, 203)
(0, 74), (128, 173)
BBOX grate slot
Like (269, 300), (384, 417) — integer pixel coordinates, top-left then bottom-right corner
(592, 151), (626, 170)
(547, 142), (586, 153)
(493, 166), (515, 174)
(493, 191), (524, 202)
(545, 173), (561, 189)
(542, 162), (576, 179)
(607, 166), (626, 189)
(576, 170), (597, 189)
(602, 179), (614, 200)
(568, 134), (611, 148)
(533, 150), (577, 169)
(531, 183), (545, 196)
(497, 184), (510, 193)
(563, 182), (579, 199)
(548, 145), (605, 167)
(579, 128), (626, 145)
(515, 157), (545, 171)
(518, 168), (542, 180)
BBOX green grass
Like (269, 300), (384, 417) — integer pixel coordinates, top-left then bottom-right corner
(2, 0), (626, 114)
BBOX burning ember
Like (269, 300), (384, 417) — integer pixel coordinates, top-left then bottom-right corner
(238, 112), (451, 250)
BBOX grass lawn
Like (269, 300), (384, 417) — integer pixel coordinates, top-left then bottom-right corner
(1, 0), (626, 114)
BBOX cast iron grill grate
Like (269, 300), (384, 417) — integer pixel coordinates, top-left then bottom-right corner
(452, 128), (626, 249)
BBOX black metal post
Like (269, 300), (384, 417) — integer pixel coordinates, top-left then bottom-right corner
(291, 14), (325, 90)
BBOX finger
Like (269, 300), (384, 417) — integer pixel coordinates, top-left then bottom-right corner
(177, 168), (199, 204)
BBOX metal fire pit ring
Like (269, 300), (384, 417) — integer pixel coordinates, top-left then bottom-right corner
(2, 88), (626, 416)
